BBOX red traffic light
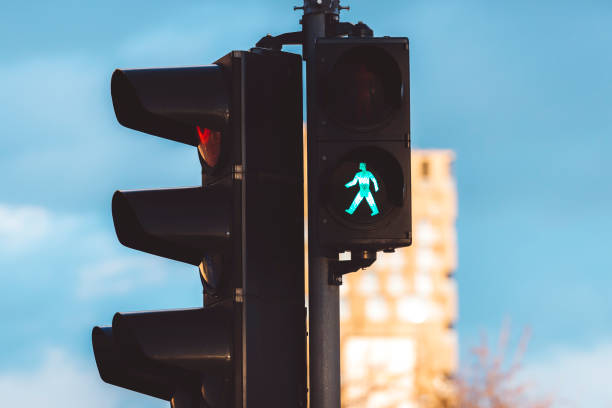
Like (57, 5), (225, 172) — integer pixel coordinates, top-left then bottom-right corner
(197, 126), (222, 169)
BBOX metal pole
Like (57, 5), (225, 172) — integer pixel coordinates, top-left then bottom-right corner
(308, 255), (340, 408)
(302, 2), (340, 408)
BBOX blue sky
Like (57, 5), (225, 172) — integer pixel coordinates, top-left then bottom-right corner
(1, 0), (611, 406)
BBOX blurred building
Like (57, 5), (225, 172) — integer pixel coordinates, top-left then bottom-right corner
(340, 150), (458, 408)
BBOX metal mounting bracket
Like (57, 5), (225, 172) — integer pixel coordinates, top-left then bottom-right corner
(254, 20), (372, 52)
(256, 31), (304, 51)
(332, 21), (373, 38)
(328, 250), (377, 285)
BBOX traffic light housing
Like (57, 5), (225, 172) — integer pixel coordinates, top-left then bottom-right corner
(92, 49), (306, 408)
(92, 302), (233, 406)
(308, 37), (412, 253)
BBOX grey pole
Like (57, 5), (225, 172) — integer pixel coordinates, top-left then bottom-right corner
(308, 255), (340, 408)
(302, 2), (341, 408)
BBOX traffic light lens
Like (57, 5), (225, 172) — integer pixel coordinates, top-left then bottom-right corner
(326, 147), (404, 227)
(197, 126), (222, 168)
(344, 162), (381, 217)
(324, 46), (402, 129)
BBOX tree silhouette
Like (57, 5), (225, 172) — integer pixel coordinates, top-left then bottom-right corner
(342, 324), (553, 408)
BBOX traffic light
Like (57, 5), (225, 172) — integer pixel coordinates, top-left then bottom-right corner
(92, 48), (306, 408)
(308, 37), (412, 254)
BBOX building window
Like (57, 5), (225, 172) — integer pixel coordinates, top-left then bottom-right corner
(421, 160), (430, 178)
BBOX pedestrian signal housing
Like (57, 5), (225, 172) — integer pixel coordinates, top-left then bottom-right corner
(308, 37), (412, 252)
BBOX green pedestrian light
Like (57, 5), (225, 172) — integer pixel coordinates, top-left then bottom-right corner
(344, 162), (380, 216)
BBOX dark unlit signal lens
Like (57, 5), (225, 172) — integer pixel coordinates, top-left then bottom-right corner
(324, 46), (402, 129)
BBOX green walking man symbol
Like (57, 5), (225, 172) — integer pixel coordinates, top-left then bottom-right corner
(344, 162), (380, 216)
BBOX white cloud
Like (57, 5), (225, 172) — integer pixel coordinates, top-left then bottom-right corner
(0, 203), (80, 254)
(76, 255), (168, 299)
(522, 341), (612, 407)
(0, 349), (166, 408)
(0, 349), (116, 408)
(0, 202), (172, 299)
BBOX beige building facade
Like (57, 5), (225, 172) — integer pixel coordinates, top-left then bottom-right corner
(339, 150), (458, 408)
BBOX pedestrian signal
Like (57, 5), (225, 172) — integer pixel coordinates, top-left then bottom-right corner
(344, 162), (379, 216)
(308, 37), (412, 252)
